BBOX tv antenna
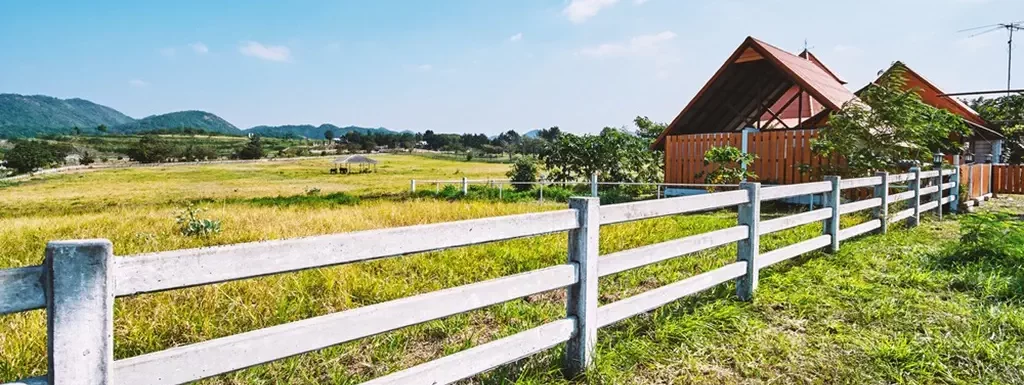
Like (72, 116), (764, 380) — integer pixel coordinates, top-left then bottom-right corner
(959, 21), (1024, 92)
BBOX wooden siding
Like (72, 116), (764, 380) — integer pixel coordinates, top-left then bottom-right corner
(664, 130), (838, 185)
(994, 164), (1024, 194)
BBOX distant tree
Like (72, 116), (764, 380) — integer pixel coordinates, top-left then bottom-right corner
(4, 140), (70, 174)
(127, 135), (178, 163)
(324, 130), (335, 142)
(633, 116), (666, 142)
(506, 156), (539, 191)
(96, 124), (108, 133)
(538, 126), (562, 142)
(236, 135), (265, 159)
(540, 128), (661, 183)
(80, 151), (96, 165)
(71, 126), (81, 136)
(969, 94), (1024, 163)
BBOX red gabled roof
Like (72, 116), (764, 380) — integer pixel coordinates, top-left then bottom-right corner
(652, 37), (857, 150)
(799, 50), (846, 85)
(873, 62), (987, 127)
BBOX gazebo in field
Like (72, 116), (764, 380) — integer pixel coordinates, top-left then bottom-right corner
(332, 155), (377, 174)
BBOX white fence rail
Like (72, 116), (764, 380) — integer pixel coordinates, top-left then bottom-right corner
(1, 167), (959, 385)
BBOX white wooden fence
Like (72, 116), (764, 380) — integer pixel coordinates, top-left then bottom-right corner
(0, 167), (958, 385)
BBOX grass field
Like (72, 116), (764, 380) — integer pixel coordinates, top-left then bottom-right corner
(1, 156), (1022, 384)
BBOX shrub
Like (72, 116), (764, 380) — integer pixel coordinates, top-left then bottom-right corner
(4, 140), (70, 174)
(127, 136), (179, 163)
(507, 157), (538, 192)
(697, 145), (756, 188)
(175, 204), (222, 237)
(80, 151), (95, 165)
(955, 211), (1024, 264)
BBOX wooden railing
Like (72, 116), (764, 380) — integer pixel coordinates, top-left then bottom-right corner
(1, 167), (959, 385)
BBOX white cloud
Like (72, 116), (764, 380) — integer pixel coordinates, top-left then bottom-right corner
(563, 0), (618, 24)
(411, 64), (433, 72)
(579, 30), (677, 57)
(189, 42), (209, 54)
(509, 33), (523, 42)
(634, 0), (649, 4)
(238, 41), (292, 62)
(159, 47), (176, 57)
(129, 79), (149, 87)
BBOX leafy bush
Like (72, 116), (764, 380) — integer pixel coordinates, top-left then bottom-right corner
(80, 151), (95, 165)
(175, 204), (222, 237)
(697, 145), (756, 187)
(506, 157), (538, 192)
(955, 211), (1024, 263)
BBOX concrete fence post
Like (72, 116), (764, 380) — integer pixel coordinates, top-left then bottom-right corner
(823, 176), (841, 253)
(951, 165), (960, 214)
(590, 172), (598, 198)
(45, 239), (115, 385)
(935, 167), (944, 220)
(461, 177), (468, 196)
(410, 180), (416, 193)
(736, 182), (760, 301)
(564, 197), (600, 378)
(909, 167), (921, 227)
(874, 172), (889, 234)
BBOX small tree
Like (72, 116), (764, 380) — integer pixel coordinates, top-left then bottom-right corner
(236, 135), (264, 160)
(324, 130), (335, 142)
(697, 145), (756, 188)
(96, 124), (108, 133)
(506, 156), (538, 191)
(813, 64), (970, 176)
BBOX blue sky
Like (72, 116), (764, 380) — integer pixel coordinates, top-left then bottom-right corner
(0, 0), (1021, 134)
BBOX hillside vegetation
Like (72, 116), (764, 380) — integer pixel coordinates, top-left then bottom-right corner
(0, 94), (134, 137)
(112, 111), (241, 135)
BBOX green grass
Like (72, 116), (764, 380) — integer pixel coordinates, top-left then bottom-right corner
(1, 156), (1022, 384)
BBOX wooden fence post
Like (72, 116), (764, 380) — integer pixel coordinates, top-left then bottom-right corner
(874, 172), (889, 234)
(966, 164), (974, 201)
(590, 172), (598, 198)
(823, 176), (841, 253)
(909, 167), (921, 227)
(45, 239), (115, 385)
(736, 182), (760, 301)
(565, 197), (600, 378)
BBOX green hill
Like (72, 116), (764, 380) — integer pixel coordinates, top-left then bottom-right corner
(114, 111), (242, 135)
(0, 94), (136, 138)
(246, 124), (401, 138)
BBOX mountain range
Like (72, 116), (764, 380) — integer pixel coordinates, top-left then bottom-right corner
(0, 94), (403, 139)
